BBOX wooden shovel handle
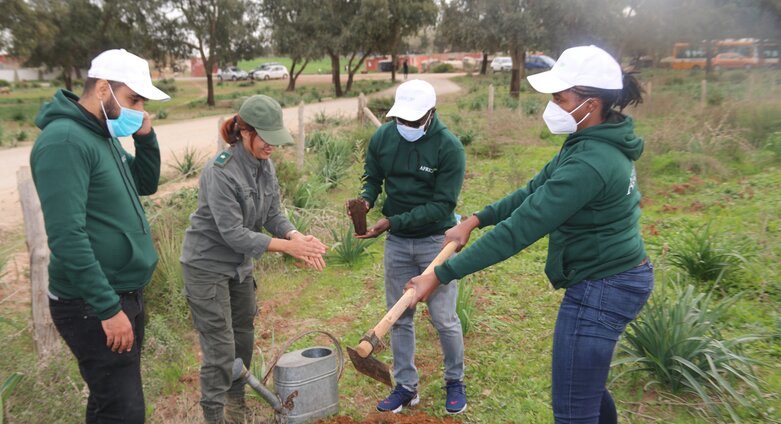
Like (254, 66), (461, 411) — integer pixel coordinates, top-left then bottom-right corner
(356, 241), (458, 357)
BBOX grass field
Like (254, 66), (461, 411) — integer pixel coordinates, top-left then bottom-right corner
(1, 68), (780, 423)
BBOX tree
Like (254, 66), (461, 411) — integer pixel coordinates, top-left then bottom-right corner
(437, 0), (500, 75)
(260, 0), (322, 92)
(380, 0), (437, 83)
(0, 0), (157, 91)
(162, 0), (263, 106)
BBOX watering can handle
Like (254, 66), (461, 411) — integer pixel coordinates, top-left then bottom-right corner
(262, 329), (345, 385)
(355, 241), (458, 357)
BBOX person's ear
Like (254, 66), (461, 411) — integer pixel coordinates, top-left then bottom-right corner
(96, 80), (110, 102)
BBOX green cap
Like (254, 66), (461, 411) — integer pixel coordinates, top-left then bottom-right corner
(238, 95), (293, 146)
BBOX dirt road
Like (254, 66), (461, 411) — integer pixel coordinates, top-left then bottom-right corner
(0, 73), (461, 232)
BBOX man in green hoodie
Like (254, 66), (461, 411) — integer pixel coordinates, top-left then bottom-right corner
(406, 46), (653, 423)
(30, 49), (170, 423)
(350, 79), (467, 414)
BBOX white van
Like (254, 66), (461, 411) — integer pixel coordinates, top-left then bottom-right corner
(491, 57), (512, 72)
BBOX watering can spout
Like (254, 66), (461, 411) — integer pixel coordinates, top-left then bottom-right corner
(232, 358), (286, 414)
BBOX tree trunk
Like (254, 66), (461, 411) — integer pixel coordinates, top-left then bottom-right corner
(329, 52), (343, 98)
(206, 72), (215, 106)
(480, 52), (488, 75)
(509, 48), (525, 99)
(346, 52), (370, 94)
(287, 59), (309, 92)
(63, 67), (73, 92)
(391, 52), (397, 83)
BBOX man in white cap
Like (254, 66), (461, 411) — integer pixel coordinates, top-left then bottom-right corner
(349, 79), (468, 414)
(30, 49), (170, 423)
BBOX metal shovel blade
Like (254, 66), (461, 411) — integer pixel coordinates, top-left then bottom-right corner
(347, 346), (392, 387)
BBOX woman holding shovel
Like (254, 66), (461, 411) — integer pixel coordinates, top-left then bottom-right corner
(406, 46), (652, 424)
(180, 95), (327, 424)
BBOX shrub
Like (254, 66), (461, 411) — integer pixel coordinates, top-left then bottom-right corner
(666, 224), (747, 285)
(315, 137), (353, 189)
(156, 109), (169, 120)
(293, 180), (326, 209)
(707, 88), (724, 106)
(458, 128), (476, 146)
(522, 97), (541, 115)
(11, 111), (25, 122)
(1, 372), (24, 422)
(0, 80), (10, 87)
(614, 283), (765, 421)
(15, 131), (27, 142)
(272, 153), (303, 200)
(169, 146), (205, 179)
(456, 276), (476, 335)
(328, 225), (375, 266)
(432, 63), (455, 73)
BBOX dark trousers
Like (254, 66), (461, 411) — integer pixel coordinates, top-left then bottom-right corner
(49, 291), (146, 424)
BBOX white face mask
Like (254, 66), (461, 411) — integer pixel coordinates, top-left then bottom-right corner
(542, 98), (592, 134)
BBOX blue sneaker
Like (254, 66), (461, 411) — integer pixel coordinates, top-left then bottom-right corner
(445, 379), (467, 414)
(376, 384), (419, 413)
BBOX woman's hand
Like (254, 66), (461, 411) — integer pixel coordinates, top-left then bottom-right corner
(270, 235), (327, 261)
(355, 218), (390, 239)
(445, 214), (480, 251)
(404, 273), (442, 308)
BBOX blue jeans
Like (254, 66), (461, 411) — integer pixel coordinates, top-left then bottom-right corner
(384, 234), (465, 388)
(552, 260), (654, 424)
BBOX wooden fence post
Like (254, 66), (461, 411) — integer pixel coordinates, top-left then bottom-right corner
(17, 166), (59, 361)
(488, 84), (495, 114)
(363, 107), (382, 128)
(216, 116), (226, 152)
(297, 101), (305, 170)
(700, 79), (707, 107)
(357, 93), (366, 123)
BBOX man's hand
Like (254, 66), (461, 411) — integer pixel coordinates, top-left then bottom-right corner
(102, 310), (134, 353)
(404, 273), (442, 308)
(355, 218), (390, 239)
(444, 214), (480, 251)
(136, 111), (153, 136)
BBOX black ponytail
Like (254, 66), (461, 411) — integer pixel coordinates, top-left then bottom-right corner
(572, 71), (645, 115)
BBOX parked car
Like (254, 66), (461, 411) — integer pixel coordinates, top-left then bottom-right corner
(217, 66), (249, 81)
(712, 52), (758, 70)
(491, 56), (512, 72)
(252, 65), (289, 80)
(525, 54), (555, 70)
(249, 62), (284, 79)
(491, 55), (556, 72)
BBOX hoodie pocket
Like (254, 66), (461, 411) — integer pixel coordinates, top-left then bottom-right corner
(92, 231), (158, 285)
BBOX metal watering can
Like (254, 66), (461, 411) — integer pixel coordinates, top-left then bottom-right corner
(232, 330), (344, 424)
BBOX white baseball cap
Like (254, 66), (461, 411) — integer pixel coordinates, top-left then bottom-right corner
(87, 49), (170, 101)
(527, 45), (622, 94)
(386, 79), (436, 121)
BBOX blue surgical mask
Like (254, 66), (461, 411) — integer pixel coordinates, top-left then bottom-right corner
(397, 123), (426, 142)
(100, 84), (144, 137)
(396, 112), (432, 142)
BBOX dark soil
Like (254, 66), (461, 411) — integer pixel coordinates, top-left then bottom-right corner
(348, 198), (368, 235)
(318, 411), (461, 423)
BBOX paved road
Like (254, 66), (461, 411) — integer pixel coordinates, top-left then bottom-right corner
(0, 73), (462, 231)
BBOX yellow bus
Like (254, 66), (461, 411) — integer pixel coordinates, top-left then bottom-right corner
(662, 39), (778, 70)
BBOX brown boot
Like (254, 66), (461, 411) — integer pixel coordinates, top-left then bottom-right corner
(225, 395), (249, 424)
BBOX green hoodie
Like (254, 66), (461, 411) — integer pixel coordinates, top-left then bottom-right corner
(30, 89), (160, 319)
(360, 113), (465, 238)
(435, 113), (647, 289)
